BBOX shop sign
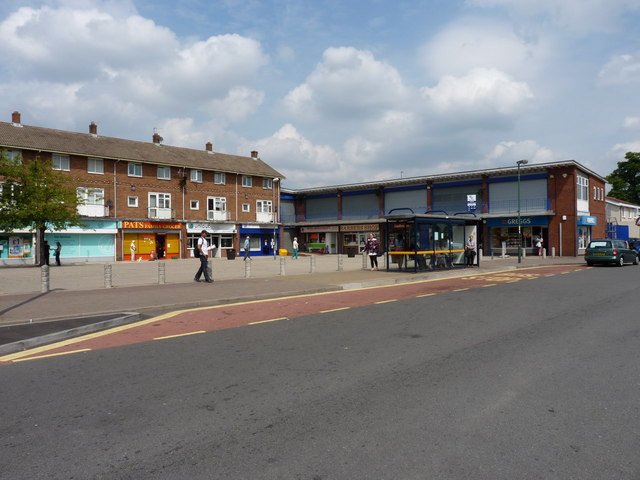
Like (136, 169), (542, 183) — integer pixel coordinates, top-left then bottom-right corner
(486, 216), (549, 227)
(301, 226), (339, 233)
(578, 216), (597, 226)
(187, 223), (236, 233)
(340, 224), (379, 232)
(121, 221), (182, 230)
(467, 194), (477, 212)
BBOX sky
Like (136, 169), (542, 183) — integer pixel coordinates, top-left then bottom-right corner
(1, 0), (640, 189)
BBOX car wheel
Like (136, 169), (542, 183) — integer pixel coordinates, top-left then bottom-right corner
(634, 255), (639, 265)
(587, 260), (594, 266)
(617, 256), (625, 267)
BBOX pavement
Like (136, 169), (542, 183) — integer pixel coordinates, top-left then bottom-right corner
(0, 253), (586, 354)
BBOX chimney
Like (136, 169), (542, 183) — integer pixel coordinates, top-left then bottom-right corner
(153, 132), (162, 144)
(89, 122), (98, 135)
(205, 142), (213, 152)
(11, 111), (21, 125)
(251, 150), (259, 160)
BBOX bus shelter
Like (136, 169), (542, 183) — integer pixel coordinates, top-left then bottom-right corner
(384, 209), (481, 272)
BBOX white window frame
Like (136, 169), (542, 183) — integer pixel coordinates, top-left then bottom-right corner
(148, 192), (172, 219)
(128, 196), (138, 207)
(190, 200), (199, 210)
(4, 150), (21, 164)
(128, 163), (142, 177)
(577, 175), (589, 201)
(157, 166), (171, 180)
(88, 158), (104, 174)
(77, 187), (104, 205)
(214, 172), (226, 185)
(262, 178), (273, 189)
(191, 169), (202, 183)
(208, 196), (227, 212)
(256, 199), (273, 213)
(242, 175), (252, 187)
(242, 203), (250, 212)
(52, 154), (70, 171)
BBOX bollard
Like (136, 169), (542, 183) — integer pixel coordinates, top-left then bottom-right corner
(279, 256), (286, 275)
(104, 263), (112, 289)
(244, 257), (251, 278)
(310, 255), (316, 273)
(208, 258), (213, 280)
(551, 247), (556, 257)
(478, 248), (484, 260)
(337, 254), (343, 271)
(543, 249), (547, 259)
(158, 261), (165, 284)
(362, 252), (367, 269)
(41, 265), (50, 293)
(523, 247), (526, 258)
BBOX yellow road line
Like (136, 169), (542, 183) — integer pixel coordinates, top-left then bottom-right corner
(0, 265), (579, 363)
(154, 331), (206, 340)
(374, 299), (397, 304)
(249, 317), (288, 325)
(12, 349), (91, 363)
(453, 288), (469, 292)
(416, 293), (436, 297)
(320, 307), (350, 313)
(482, 283), (497, 287)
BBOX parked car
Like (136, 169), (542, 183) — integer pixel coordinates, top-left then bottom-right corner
(585, 239), (639, 266)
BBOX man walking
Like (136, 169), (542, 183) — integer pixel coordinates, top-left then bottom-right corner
(194, 230), (213, 283)
(54, 241), (62, 266)
(243, 235), (251, 261)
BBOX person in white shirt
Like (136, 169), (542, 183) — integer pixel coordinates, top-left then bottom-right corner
(292, 237), (299, 259)
(194, 230), (213, 283)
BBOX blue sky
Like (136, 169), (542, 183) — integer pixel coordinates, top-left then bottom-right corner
(1, 0), (639, 188)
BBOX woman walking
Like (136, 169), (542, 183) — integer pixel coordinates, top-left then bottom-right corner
(364, 233), (380, 271)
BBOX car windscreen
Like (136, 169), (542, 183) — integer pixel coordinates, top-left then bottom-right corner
(588, 241), (611, 248)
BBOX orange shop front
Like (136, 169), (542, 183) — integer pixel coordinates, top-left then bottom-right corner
(121, 221), (182, 261)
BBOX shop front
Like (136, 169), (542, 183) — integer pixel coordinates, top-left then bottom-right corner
(339, 223), (381, 256)
(240, 225), (280, 257)
(46, 220), (117, 263)
(487, 216), (550, 256)
(0, 231), (34, 265)
(577, 216), (597, 252)
(187, 222), (236, 259)
(300, 226), (339, 254)
(121, 220), (182, 261)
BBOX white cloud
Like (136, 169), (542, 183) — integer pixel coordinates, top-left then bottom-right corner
(598, 54), (640, 85)
(283, 47), (409, 120)
(623, 117), (640, 129)
(485, 140), (558, 164)
(420, 18), (548, 80)
(466, 0), (640, 33)
(420, 68), (533, 125)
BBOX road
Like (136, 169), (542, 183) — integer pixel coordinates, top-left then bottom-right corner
(1, 264), (639, 479)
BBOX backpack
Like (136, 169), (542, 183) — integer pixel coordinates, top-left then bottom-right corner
(193, 242), (201, 258)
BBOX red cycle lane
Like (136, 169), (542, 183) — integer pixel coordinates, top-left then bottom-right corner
(0, 265), (586, 364)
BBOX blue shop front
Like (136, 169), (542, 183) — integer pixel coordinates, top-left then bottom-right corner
(487, 216), (550, 256)
(240, 224), (279, 257)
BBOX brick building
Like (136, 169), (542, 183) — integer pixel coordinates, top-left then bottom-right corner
(0, 112), (283, 264)
(280, 161), (607, 259)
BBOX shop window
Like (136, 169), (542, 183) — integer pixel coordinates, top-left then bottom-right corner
(88, 158), (104, 174)
(52, 154), (70, 171)
(128, 163), (142, 177)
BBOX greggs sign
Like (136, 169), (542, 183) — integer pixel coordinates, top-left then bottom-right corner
(121, 221), (182, 230)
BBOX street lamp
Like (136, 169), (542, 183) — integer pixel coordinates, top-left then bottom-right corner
(273, 178), (279, 260)
(516, 159), (528, 263)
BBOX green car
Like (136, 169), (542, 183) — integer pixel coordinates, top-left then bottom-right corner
(585, 239), (639, 267)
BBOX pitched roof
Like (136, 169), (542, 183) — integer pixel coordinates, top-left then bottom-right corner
(0, 121), (284, 179)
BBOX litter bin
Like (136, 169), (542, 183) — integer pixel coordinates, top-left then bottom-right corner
(347, 246), (358, 257)
(226, 249), (236, 260)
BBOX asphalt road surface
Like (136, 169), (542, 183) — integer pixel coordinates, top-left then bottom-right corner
(1, 264), (639, 479)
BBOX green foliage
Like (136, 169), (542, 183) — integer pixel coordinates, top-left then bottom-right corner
(0, 150), (83, 232)
(606, 152), (640, 205)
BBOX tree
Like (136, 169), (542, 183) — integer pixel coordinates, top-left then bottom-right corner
(0, 151), (83, 265)
(606, 152), (640, 205)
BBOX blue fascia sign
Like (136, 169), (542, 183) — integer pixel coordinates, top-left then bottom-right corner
(486, 216), (549, 227)
(578, 216), (597, 226)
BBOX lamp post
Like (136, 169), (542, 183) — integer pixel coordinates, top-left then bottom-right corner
(273, 178), (279, 260)
(516, 159), (528, 263)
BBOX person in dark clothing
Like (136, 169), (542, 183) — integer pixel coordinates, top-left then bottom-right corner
(364, 233), (380, 270)
(54, 241), (62, 266)
(43, 241), (51, 266)
(194, 230), (213, 283)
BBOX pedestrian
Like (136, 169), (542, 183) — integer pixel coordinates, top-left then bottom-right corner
(364, 233), (380, 271)
(43, 240), (51, 266)
(465, 235), (476, 266)
(194, 230), (213, 283)
(54, 241), (62, 266)
(243, 235), (251, 261)
(292, 237), (299, 259)
(536, 235), (544, 256)
(129, 240), (136, 261)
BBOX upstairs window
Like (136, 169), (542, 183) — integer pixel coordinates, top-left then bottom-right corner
(52, 154), (70, 171)
(262, 178), (273, 189)
(577, 175), (589, 201)
(157, 166), (171, 180)
(191, 169), (202, 183)
(4, 150), (22, 165)
(242, 175), (252, 187)
(128, 163), (142, 177)
(214, 172), (226, 185)
(88, 158), (104, 174)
